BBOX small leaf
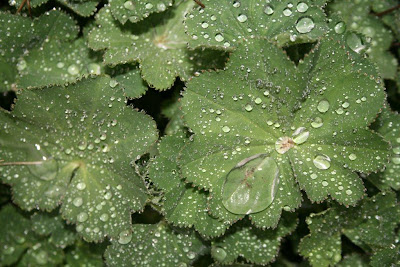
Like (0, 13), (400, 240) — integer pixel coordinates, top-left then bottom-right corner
(0, 76), (158, 241)
(104, 222), (207, 266)
(106, 64), (148, 99)
(56, 0), (99, 17)
(65, 241), (106, 267)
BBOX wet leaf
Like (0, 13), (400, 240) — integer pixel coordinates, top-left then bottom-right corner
(337, 254), (369, 267)
(57, 0), (99, 17)
(0, 75), (158, 241)
(88, 1), (227, 90)
(211, 213), (297, 265)
(109, 0), (173, 24)
(148, 133), (229, 238)
(299, 191), (400, 267)
(106, 64), (148, 99)
(370, 245), (400, 267)
(180, 30), (388, 228)
(65, 241), (106, 267)
(104, 222), (207, 266)
(184, 0), (329, 49)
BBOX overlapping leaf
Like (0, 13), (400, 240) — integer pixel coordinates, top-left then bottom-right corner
(105, 222), (207, 266)
(88, 0), (227, 90)
(57, 0), (99, 17)
(109, 0), (173, 24)
(184, 0), (329, 50)
(299, 191), (400, 267)
(65, 241), (106, 266)
(328, 0), (398, 79)
(180, 29), (388, 228)
(149, 133), (229, 238)
(0, 75), (158, 241)
(211, 213), (297, 265)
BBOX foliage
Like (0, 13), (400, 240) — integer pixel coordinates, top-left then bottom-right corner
(1, 0), (400, 266)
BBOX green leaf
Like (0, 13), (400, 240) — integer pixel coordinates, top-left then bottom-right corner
(109, 0), (173, 24)
(88, 1), (227, 90)
(17, 240), (65, 267)
(65, 241), (106, 267)
(372, 0), (400, 41)
(0, 10), (79, 92)
(104, 222), (207, 266)
(211, 213), (297, 265)
(370, 246), (400, 267)
(299, 191), (400, 267)
(31, 211), (77, 248)
(369, 106), (400, 190)
(180, 30), (388, 227)
(328, 0), (398, 79)
(17, 38), (104, 89)
(0, 75), (158, 241)
(11, 0), (49, 9)
(148, 133), (229, 238)
(184, 0), (328, 49)
(337, 254), (369, 267)
(56, 0), (99, 17)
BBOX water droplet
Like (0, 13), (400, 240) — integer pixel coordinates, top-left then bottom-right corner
(245, 104), (253, 111)
(67, 64), (79, 75)
(310, 173), (318, 179)
(311, 117), (323, 128)
(297, 2), (308, 12)
(145, 3), (153, 9)
(104, 191), (112, 200)
(317, 99), (330, 113)
(292, 127), (310, 144)
(346, 189), (352, 195)
(76, 182), (86, 190)
(296, 17), (315, 33)
(346, 33), (365, 53)
(264, 5), (274, 15)
(201, 22), (209, 28)
(87, 63), (101, 75)
(283, 8), (292, 16)
(187, 252), (196, 259)
(233, 1), (240, 8)
(275, 136), (294, 154)
(322, 181), (329, 186)
(211, 247), (227, 261)
(57, 62), (64, 68)
(342, 102), (350, 108)
(237, 14), (248, 23)
(157, 3), (166, 11)
(73, 197), (83, 207)
(34, 250), (48, 265)
(393, 146), (400, 154)
(123, 1), (134, 10)
(77, 212), (88, 222)
(222, 154), (279, 214)
(100, 213), (109, 222)
(215, 33), (224, 42)
(254, 97), (262, 104)
(78, 141), (87, 150)
(118, 230), (132, 244)
(334, 22), (346, 34)
(349, 153), (357, 161)
(392, 157), (400, 164)
(17, 59), (27, 71)
(109, 79), (118, 88)
(222, 126), (230, 133)
(313, 154), (331, 170)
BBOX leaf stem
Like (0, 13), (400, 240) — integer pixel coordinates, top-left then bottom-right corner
(375, 4), (400, 17)
(0, 160), (43, 166)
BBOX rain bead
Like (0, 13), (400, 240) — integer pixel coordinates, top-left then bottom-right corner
(77, 212), (88, 222)
(349, 153), (357, 160)
(76, 182), (86, 190)
(212, 247), (227, 261)
(100, 213), (109, 222)
(17, 59), (27, 71)
(264, 5), (274, 15)
(187, 252), (196, 260)
(317, 99), (330, 113)
(292, 127), (310, 145)
(322, 181), (329, 186)
(237, 14), (248, 23)
(222, 126), (231, 133)
(346, 189), (352, 195)
(222, 154), (279, 214)
(67, 64), (79, 75)
(275, 136), (294, 154)
(118, 230), (132, 244)
(283, 8), (292, 16)
(145, 3), (153, 9)
(109, 79), (118, 88)
(311, 117), (323, 128)
(201, 22), (209, 28)
(296, 17), (315, 33)
(215, 34), (224, 42)
(233, 1), (240, 8)
(392, 157), (400, 164)
(87, 63), (101, 75)
(296, 2), (308, 12)
(34, 251), (48, 265)
(57, 62), (64, 68)
(157, 3), (166, 11)
(73, 197), (83, 207)
(346, 33), (365, 53)
(334, 22), (346, 34)
(313, 154), (331, 170)
(342, 102), (350, 108)
(245, 104), (253, 111)
(392, 146), (400, 154)
(310, 173), (318, 180)
(123, 1), (134, 10)
(78, 141), (87, 150)
(254, 97), (262, 104)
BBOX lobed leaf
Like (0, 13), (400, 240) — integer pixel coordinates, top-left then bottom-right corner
(0, 75), (158, 241)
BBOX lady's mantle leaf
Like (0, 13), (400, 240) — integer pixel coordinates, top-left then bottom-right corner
(211, 213), (297, 265)
(105, 222), (207, 266)
(369, 107), (400, 190)
(148, 133), (229, 238)
(88, 1), (227, 90)
(65, 241), (106, 267)
(57, 0), (100, 17)
(184, 0), (328, 50)
(109, 0), (173, 24)
(0, 76), (158, 242)
(180, 31), (388, 228)
(299, 191), (400, 267)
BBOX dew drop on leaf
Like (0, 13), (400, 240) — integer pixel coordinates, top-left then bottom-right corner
(346, 33), (365, 53)
(297, 2), (308, 13)
(118, 230), (132, 244)
(313, 155), (331, 170)
(264, 5), (274, 15)
(123, 1), (134, 10)
(311, 117), (323, 128)
(76, 182), (86, 190)
(349, 153), (357, 161)
(295, 17), (315, 33)
(145, 3), (153, 9)
(317, 99), (330, 113)
(67, 64), (79, 75)
(77, 212), (88, 222)
(237, 14), (248, 23)
(245, 104), (253, 111)
(292, 127), (310, 144)
(221, 154), (279, 215)
(275, 136), (294, 154)
(73, 197), (83, 207)
(283, 8), (292, 16)
(215, 34), (224, 42)
(211, 246), (227, 261)
(222, 126), (231, 133)
(334, 22), (346, 34)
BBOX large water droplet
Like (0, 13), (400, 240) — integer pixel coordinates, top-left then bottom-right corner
(87, 63), (101, 75)
(73, 197), (83, 207)
(392, 146), (400, 154)
(187, 252), (196, 260)
(317, 99), (330, 113)
(283, 8), (292, 16)
(76, 182), (86, 190)
(311, 117), (323, 128)
(222, 154), (279, 214)
(296, 17), (315, 33)
(67, 64), (79, 75)
(349, 153), (357, 161)
(17, 59), (27, 71)
(346, 33), (365, 53)
(222, 126), (231, 133)
(77, 212), (88, 222)
(201, 22), (209, 28)
(215, 33), (224, 42)
(297, 2), (308, 12)
(211, 247), (227, 261)
(334, 22), (346, 34)
(313, 154), (331, 170)
(123, 1), (134, 10)
(275, 136), (294, 154)
(237, 14), (248, 23)
(118, 230), (132, 244)
(264, 5), (274, 15)
(100, 213), (109, 222)
(145, 3), (153, 9)
(245, 104), (253, 111)
(292, 127), (310, 144)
